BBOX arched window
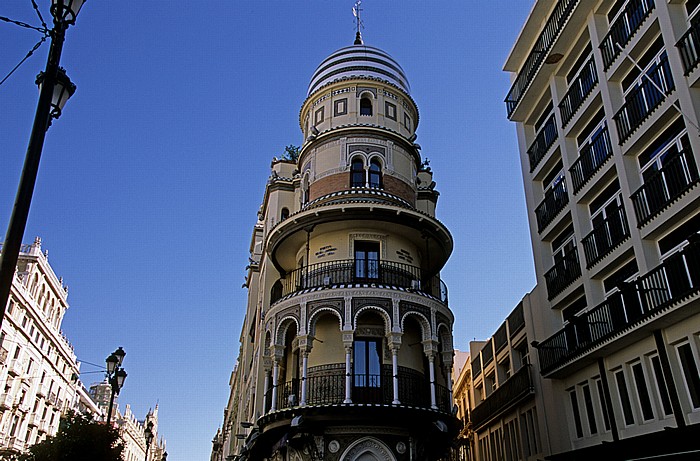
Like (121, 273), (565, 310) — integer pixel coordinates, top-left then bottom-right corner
(280, 208), (289, 221)
(368, 159), (382, 188)
(351, 158), (365, 187)
(360, 97), (373, 116)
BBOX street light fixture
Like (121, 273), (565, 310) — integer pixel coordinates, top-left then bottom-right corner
(0, 0), (85, 331)
(105, 347), (127, 425)
(161, 451), (167, 461)
(144, 421), (154, 461)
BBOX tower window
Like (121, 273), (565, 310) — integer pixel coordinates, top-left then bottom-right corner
(353, 338), (382, 403)
(280, 208), (289, 221)
(360, 97), (373, 116)
(351, 158), (365, 187)
(368, 159), (382, 188)
(354, 241), (379, 281)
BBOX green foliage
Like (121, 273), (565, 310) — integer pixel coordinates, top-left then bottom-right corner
(19, 411), (123, 461)
(282, 144), (300, 162)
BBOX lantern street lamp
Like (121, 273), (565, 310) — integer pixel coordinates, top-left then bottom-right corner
(0, 0), (85, 330)
(162, 452), (167, 461)
(105, 347), (127, 425)
(144, 421), (154, 461)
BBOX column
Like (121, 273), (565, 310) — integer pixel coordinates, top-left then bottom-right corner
(344, 346), (353, 403)
(300, 352), (309, 406)
(263, 369), (271, 413)
(446, 369), (453, 410)
(271, 360), (280, 411)
(428, 354), (437, 409)
(391, 347), (400, 404)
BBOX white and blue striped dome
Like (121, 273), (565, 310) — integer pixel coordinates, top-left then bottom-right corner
(307, 44), (410, 96)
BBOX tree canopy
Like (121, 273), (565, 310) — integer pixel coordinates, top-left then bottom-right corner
(281, 144), (300, 162)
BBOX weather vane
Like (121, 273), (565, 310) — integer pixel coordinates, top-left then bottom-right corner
(352, 0), (364, 44)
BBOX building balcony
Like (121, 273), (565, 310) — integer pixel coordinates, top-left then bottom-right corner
(47, 392), (57, 406)
(559, 57), (598, 127)
(631, 149), (699, 227)
(569, 125), (613, 193)
(266, 364), (451, 414)
(600, 0), (655, 70)
(270, 259), (448, 305)
(6, 358), (22, 376)
(470, 365), (534, 430)
(538, 240), (700, 375)
(613, 55), (674, 144)
(28, 415), (39, 427)
(544, 246), (582, 300)
(527, 114), (558, 172)
(505, 0), (579, 118)
(582, 205), (630, 268)
(677, 18), (700, 75)
(0, 393), (13, 410)
(0, 347), (8, 365)
(535, 180), (569, 233)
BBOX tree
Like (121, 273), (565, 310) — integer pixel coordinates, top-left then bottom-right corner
(19, 411), (123, 461)
(282, 144), (300, 162)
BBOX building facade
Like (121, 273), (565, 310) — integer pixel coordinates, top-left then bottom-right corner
(0, 238), (83, 453)
(451, 350), (473, 461)
(501, 0), (700, 458)
(213, 33), (459, 461)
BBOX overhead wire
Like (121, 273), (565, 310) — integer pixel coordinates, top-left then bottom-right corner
(0, 36), (48, 87)
(0, 6), (50, 88)
(30, 0), (48, 31)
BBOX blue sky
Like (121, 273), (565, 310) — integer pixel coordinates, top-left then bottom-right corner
(1, 1), (535, 459)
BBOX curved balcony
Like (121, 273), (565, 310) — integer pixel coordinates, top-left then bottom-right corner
(270, 259), (448, 305)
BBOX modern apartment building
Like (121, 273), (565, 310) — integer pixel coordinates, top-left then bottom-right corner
(0, 238), (82, 453)
(501, 0), (700, 458)
(212, 32), (459, 461)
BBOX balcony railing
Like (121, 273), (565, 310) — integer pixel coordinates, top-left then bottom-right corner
(271, 365), (450, 412)
(538, 240), (700, 374)
(544, 246), (582, 300)
(0, 347), (8, 364)
(631, 149), (699, 226)
(559, 57), (598, 126)
(582, 205), (630, 268)
(508, 302), (525, 337)
(600, 0), (655, 70)
(535, 180), (569, 232)
(505, 0), (580, 118)
(470, 365), (534, 429)
(569, 126), (613, 193)
(677, 19), (700, 75)
(472, 354), (482, 379)
(272, 259), (448, 305)
(527, 114), (558, 172)
(614, 55), (674, 144)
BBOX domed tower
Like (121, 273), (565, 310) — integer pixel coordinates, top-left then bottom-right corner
(222, 35), (458, 461)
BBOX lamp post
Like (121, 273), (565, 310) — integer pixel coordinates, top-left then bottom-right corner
(105, 347), (127, 425)
(144, 421), (154, 461)
(161, 451), (167, 461)
(0, 0), (85, 330)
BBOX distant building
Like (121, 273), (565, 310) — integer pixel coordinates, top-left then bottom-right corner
(0, 238), (83, 453)
(451, 350), (473, 461)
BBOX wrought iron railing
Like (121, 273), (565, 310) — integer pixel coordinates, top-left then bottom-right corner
(505, 0), (580, 118)
(631, 149), (699, 226)
(544, 246), (582, 300)
(272, 259), (448, 305)
(538, 240), (700, 374)
(614, 54), (674, 144)
(535, 180), (569, 232)
(528, 114), (558, 172)
(582, 205), (630, 268)
(570, 126), (613, 193)
(559, 57), (598, 126)
(600, 0), (655, 70)
(481, 340), (494, 367)
(470, 365), (534, 429)
(677, 18), (700, 75)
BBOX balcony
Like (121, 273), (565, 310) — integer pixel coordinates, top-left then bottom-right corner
(569, 126), (613, 193)
(0, 393), (13, 410)
(269, 364), (451, 413)
(508, 302), (525, 337)
(600, 0), (655, 70)
(271, 259), (448, 305)
(470, 365), (534, 429)
(631, 149), (699, 226)
(535, 180), (569, 233)
(559, 57), (598, 127)
(538, 241), (700, 374)
(613, 55), (674, 144)
(6, 359), (22, 376)
(527, 114), (558, 172)
(47, 392), (57, 406)
(505, 0), (580, 118)
(544, 246), (582, 300)
(0, 347), (8, 365)
(677, 19), (700, 75)
(582, 205), (630, 268)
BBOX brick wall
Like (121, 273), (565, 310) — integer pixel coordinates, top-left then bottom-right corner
(308, 173), (416, 205)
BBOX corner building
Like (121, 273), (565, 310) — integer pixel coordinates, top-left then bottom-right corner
(217, 36), (459, 461)
(504, 0), (700, 459)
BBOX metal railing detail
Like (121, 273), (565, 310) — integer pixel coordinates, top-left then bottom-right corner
(528, 114), (558, 172)
(677, 19), (700, 75)
(600, 0), (655, 70)
(544, 246), (582, 300)
(559, 57), (598, 126)
(471, 365), (534, 429)
(582, 205), (630, 268)
(570, 126), (613, 193)
(535, 180), (569, 232)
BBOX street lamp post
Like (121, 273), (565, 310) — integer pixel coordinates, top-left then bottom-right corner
(105, 347), (127, 425)
(144, 421), (154, 461)
(0, 0), (84, 330)
(161, 451), (167, 461)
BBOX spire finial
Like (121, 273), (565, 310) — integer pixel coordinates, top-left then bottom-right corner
(353, 0), (363, 45)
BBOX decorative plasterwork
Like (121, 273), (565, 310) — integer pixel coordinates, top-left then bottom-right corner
(340, 437), (396, 461)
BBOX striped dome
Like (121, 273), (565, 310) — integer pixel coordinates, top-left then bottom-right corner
(307, 44), (410, 96)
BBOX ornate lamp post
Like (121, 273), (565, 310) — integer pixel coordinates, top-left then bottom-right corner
(105, 347), (127, 424)
(0, 0), (85, 330)
(144, 421), (154, 461)
(161, 451), (167, 461)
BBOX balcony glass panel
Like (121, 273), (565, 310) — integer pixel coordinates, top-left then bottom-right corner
(544, 246), (581, 300)
(582, 204), (630, 268)
(528, 114), (558, 172)
(559, 56), (598, 126)
(600, 0), (655, 70)
(570, 124), (613, 193)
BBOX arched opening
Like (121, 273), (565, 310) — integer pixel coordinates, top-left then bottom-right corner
(280, 207), (289, 221)
(368, 158), (382, 188)
(307, 311), (345, 404)
(341, 437), (396, 461)
(351, 157), (365, 187)
(280, 322), (300, 408)
(353, 311), (388, 404)
(399, 316), (430, 407)
(270, 280), (283, 303)
(360, 97), (373, 116)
